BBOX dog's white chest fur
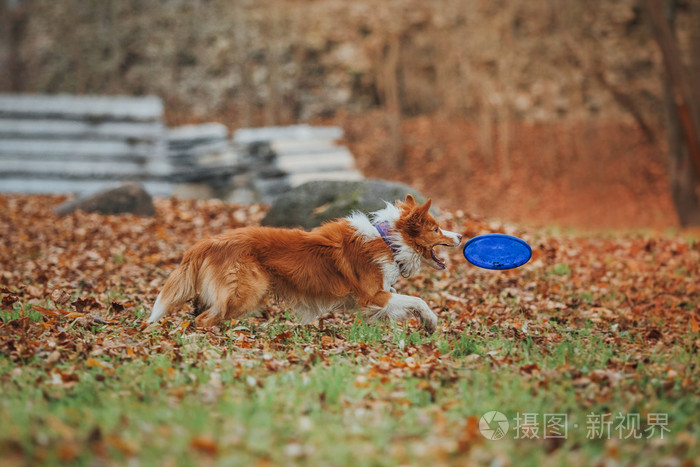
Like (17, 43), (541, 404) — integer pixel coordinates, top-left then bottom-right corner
(380, 261), (400, 291)
(345, 205), (413, 292)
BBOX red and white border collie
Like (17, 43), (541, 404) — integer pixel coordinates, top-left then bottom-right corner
(147, 195), (462, 333)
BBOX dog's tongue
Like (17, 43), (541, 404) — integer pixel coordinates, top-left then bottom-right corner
(431, 248), (446, 269)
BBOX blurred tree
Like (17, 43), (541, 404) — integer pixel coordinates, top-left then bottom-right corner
(647, 0), (700, 225)
(1, 0), (27, 92)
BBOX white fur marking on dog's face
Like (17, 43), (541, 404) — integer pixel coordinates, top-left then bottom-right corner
(345, 211), (380, 240)
(439, 229), (462, 246)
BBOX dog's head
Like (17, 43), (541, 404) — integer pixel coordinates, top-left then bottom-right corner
(394, 194), (462, 270)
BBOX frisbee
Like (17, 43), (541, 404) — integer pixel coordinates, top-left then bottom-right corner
(463, 234), (532, 270)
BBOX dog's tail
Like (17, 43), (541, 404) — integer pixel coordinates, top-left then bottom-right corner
(147, 260), (198, 324)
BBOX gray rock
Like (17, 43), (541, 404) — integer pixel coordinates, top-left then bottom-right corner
(53, 182), (155, 216)
(262, 179), (427, 229)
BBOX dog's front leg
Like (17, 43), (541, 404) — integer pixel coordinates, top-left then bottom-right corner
(365, 292), (438, 334)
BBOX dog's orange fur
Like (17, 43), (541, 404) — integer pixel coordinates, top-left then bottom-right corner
(148, 195), (460, 331)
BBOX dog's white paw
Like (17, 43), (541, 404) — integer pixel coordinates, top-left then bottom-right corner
(416, 308), (437, 334)
(375, 294), (438, 333)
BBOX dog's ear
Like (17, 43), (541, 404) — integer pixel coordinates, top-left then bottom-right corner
(418, 198), (432, 215)
(404, 194), (417, 207)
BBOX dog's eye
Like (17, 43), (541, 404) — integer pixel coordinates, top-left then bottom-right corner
(433, 227), (439, 233)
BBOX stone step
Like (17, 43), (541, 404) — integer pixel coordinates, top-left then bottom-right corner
(0, 118), (164, 142)
(0, 158), (172, 178)
(0, 94), (163, 122)
(287, 170), (363, 187)
(167, 122), (228, 144)
(0, 139), (161, 159)
(271, 139), (345, 157)
(275, 149), (356, 173)
(0, 177), (176, 196)
(234, 124), (342, 144)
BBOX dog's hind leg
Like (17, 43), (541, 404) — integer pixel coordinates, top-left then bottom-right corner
(189, 296), (205, 318)
(195, 262), (270, 327)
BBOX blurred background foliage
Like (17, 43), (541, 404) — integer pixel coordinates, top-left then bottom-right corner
(2, 0), (699, 229)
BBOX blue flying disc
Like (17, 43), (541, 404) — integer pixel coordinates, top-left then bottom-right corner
(463, 234), (532, 270)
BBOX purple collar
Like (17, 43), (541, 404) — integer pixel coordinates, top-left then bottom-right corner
(375, 221), (399, 254)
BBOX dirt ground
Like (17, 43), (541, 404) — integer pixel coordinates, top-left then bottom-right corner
(341, 113), (678, 231)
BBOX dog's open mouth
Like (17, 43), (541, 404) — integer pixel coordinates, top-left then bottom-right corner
(430, 245), (447, 270)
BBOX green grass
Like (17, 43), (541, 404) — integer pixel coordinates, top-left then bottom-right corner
(1, 310), (697, 466)
(550, 263), (572, 276)
(1, 302), (42, 323)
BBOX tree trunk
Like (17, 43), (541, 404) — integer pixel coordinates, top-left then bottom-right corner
(2, 1), (27, 92)
(383, 35), (403, 169)
(666, 81), (700, 225)
(647, 0), (700, 225)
